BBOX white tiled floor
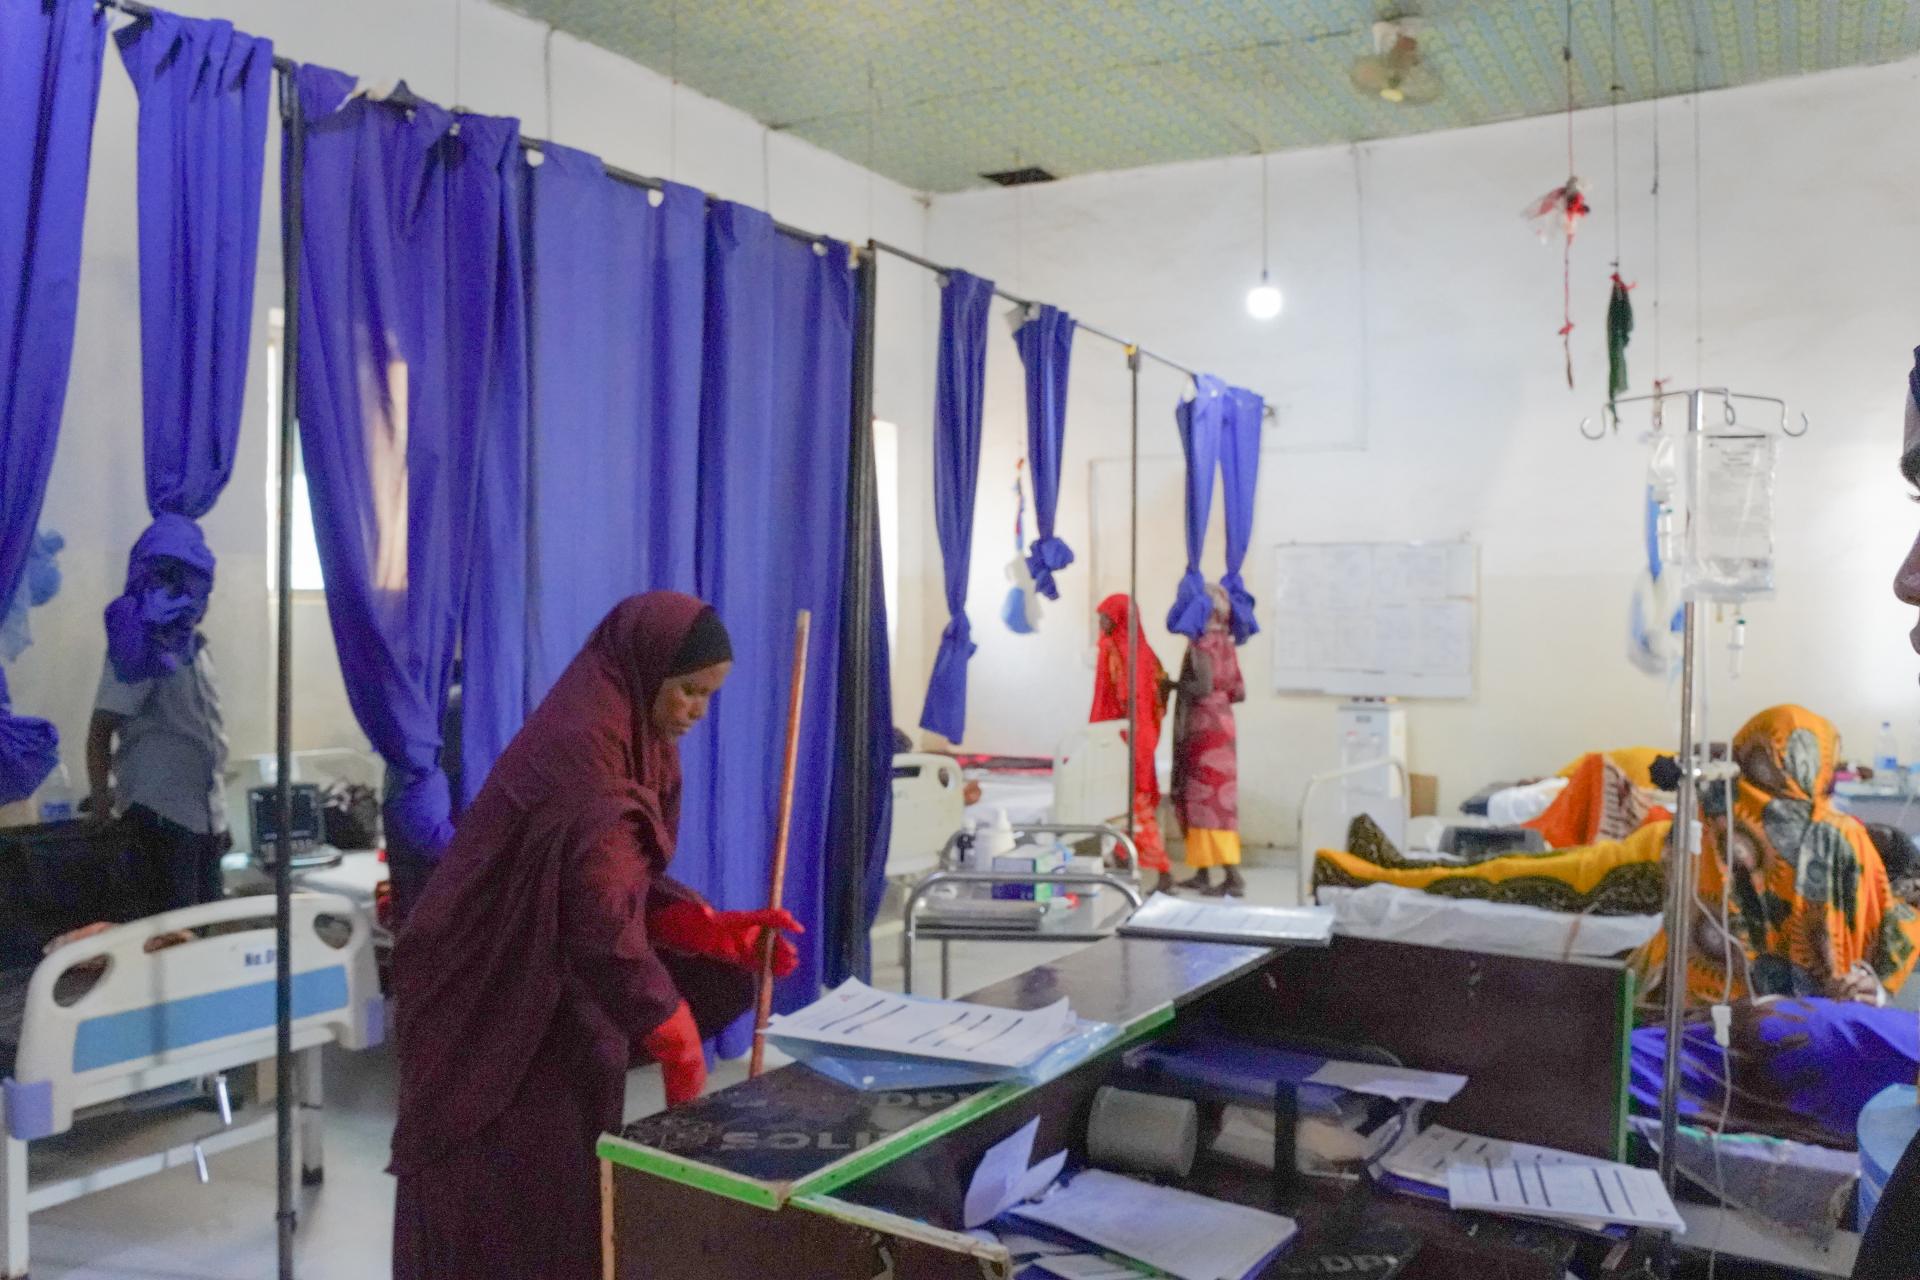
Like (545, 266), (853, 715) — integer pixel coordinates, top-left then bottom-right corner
(23, 857), (1299, 1279)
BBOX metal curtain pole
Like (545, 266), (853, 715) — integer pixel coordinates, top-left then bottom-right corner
(1126, 347), (1141, 847)
(1656, 389), (1706, 1207)
(833, 244), (880, 981)
(273, 65), (305, 1280)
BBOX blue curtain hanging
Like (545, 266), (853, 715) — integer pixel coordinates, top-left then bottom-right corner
(106, 11), (272, 683)
(1013, 304), (1075, 599)
(0, 0), (107, 803)
(680, 204), (857, 1053)
(918, 269), (994, 742)
(1167, 374), (1228, 638)
(1218, 385), (1265, 644)
(461, 142), (706, 807)
(287, 66), (527, 859)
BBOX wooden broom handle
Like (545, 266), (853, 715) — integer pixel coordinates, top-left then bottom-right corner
(750, 610), (811, 1077)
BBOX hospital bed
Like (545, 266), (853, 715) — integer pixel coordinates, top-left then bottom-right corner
(0, 893), (383, 1278)
(887, 721), (1136, 881)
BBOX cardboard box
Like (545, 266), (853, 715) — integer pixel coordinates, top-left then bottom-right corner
(991, 846), (1066, 901)
(1410, 773), (1438, 818)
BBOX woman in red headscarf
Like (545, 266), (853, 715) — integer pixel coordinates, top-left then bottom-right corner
(1091, 593), (1174, 892)
(389, 593), (802, 1280)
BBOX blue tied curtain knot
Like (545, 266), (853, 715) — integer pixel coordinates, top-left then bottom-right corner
(1221, 570), (1260, 645)
(104, 514), (215, 683)
(1025, 535), (1075, 600)
(385, 767), (455, 857)
(0, 668), (58, 806)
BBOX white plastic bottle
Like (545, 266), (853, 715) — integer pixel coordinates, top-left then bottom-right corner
(983, 808), (1017, 865)
(1876, 722), (1901, 775)
(37, 762), (76, 824)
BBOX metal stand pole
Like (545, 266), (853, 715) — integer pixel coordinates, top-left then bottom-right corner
(273, 67), (305, 1280)
(1656, 390), (1707, 1269)
(1125, 348), (1141, 857)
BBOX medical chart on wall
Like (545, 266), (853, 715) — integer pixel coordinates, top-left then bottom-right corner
(1269, 541), (1477, 699)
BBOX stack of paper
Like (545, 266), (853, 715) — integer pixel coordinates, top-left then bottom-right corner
(1011, 1169), (1297, 1280)
(1446, 1159), (1686, 1233)
(1120, 894), (1336, 947)
(965, 1117), (1068, 1228)
(766, 979), (1077, 1070)
(1381, 1123), (1608, 1191)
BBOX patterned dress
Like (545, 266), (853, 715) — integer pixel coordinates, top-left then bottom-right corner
(1171, 628), (1244, 867)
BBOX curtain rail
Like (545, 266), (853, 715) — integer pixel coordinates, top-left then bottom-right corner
(871, 239), (1277, 420)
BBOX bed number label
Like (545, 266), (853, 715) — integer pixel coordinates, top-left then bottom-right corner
(245, 948), (277, 968)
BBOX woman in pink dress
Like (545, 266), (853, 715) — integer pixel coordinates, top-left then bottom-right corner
(1172, 586), (1247, 897)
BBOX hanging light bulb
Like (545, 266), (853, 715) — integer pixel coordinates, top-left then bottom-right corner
(1246, 272), (1283, 320)
(1246, 151), (1283, 321)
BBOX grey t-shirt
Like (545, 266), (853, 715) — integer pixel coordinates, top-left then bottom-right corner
(95, 645), (229, 835)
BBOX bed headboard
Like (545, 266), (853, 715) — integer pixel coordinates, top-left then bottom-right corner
(4, 893), (382, 1139)
(889, 754), (966, 879)
(1055, 721), (1130, 828)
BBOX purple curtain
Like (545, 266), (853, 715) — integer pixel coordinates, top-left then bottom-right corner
(461, 143), (706, 808)
(106, 11), (271, 683)
(918, 269), (993, 743)
(680, 204), (857, 1052)
(1167, 374), (1227, 638)
(1218, 385), (1264, 644)
(1013, 304), (1075, 599)
(0, 0), (107, 803)
(287, 66), (526, 857)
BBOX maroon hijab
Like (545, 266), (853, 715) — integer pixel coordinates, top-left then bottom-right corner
(389, 592), (712, 1171)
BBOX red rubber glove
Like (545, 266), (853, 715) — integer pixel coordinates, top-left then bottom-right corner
(639, 1001), (706, 1107)
(650, 901), (803, 978)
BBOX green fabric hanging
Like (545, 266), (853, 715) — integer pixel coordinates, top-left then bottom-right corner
(1607, 272), (1634, 410)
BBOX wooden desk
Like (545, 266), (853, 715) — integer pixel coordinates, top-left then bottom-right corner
(602, 935), (1634, 1280)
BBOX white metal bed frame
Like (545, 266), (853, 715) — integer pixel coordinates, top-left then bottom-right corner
(0, 893), (382, 1278)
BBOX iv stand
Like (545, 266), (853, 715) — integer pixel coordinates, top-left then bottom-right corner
(1576, 385), (1808, 1269)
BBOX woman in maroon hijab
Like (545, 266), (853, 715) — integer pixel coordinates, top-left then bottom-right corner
(390, 592), (801, 1280)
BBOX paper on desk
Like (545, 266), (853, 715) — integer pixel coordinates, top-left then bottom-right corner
(1011, 1169), (1297, 1280)
(1447, 1160), (1685, 1233)
(1119, 894), (1336, 946)
(1382, 1123), (1610, 1190)
(1305, 1059), (1466, 1103)
(964, 1116), (1069, 1228)
(1032, 1256), (1153, 1279)
(765, 979), (1075, 1069)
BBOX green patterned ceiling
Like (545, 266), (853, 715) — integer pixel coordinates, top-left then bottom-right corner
(501, 1), (1920, 192)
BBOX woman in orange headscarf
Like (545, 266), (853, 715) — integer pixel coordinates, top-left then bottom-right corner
(1091, 594), (1173, 892)
(1651, 704), (1920, 1007)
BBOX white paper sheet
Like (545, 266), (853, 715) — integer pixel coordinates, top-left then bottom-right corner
(1119, 894), (1335, 946)
(1448, 1159), (1685, 1232)
(963, 1116), (1068, 1228)
(1305, 1059), (1466, 1103)
(1033, 1256), (1153, 1279)
(1011, 1169), (1297, 1280)
(1382, 1124), (1612, 1189)
(765, 979), (1074, 1069)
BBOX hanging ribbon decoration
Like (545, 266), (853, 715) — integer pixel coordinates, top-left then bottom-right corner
(1603, 0), (1634, 428)
(1607, 272), (1635, 417)
(1524, 3), (1589, 389)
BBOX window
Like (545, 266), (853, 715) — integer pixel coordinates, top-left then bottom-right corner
(873, 419), (899, 644)
(264, 308), (326, 593)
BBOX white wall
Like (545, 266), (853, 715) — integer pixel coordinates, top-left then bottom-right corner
(9, 0), (932, 782)
(917, 56), (1920, 848)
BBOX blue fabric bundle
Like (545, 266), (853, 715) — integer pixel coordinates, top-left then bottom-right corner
(104, 514), (215, 684)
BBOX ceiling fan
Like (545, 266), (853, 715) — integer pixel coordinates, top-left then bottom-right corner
(1350, 18), (1444, 106)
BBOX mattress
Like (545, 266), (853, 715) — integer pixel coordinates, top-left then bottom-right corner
(1317, 883), (1661, 959)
